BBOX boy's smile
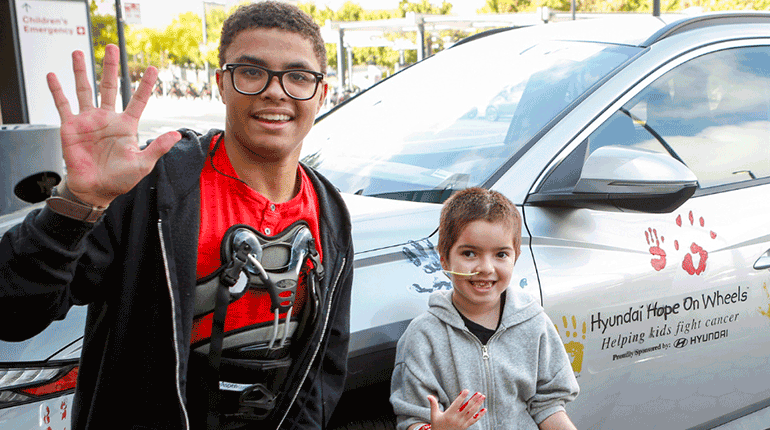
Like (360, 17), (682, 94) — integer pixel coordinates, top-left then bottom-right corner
(442, 219), (516, 325)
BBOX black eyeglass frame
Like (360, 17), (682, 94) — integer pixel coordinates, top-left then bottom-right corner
(222, 63), (325, 101)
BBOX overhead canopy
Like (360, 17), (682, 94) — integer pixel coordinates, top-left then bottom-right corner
(321, 11), (687, 90)
(321, 11), (547, 50)
(320, 10), (567, 90)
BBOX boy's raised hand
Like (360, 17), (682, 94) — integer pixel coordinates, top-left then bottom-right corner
(428, 390), (486, 430)
(46, 44), (181, 208)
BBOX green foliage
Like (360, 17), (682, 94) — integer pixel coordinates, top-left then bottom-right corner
(93, 0), (770, 82)
(479, 0), (533, 13)
(298, 0), (455, 73)
(164, 12), (204, 68)
(90, 0), (118, 80)
(397, 0), (453, 16)
(477, 0), (769, 12)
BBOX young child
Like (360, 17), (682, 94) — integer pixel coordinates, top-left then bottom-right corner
(390, 187), (579, 430)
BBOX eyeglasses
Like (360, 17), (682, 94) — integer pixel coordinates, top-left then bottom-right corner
(222, 63), (324, 101)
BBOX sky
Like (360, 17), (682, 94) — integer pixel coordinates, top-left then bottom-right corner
(99, 0), (486, 29)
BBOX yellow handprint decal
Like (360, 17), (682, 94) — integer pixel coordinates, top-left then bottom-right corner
(556, 315), (586, 374)
(759, 282), (770, 321)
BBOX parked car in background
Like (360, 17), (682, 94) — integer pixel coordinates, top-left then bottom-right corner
(2, 12), (770, 430)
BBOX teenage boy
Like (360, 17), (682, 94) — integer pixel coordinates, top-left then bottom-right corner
(0, 2), (353, 429)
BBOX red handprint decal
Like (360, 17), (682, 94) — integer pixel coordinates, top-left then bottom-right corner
(645, 228), (666, 271)
(644, 211), (717, 275)
(683, 242), (707, 275)
(676, 211), (715, 276)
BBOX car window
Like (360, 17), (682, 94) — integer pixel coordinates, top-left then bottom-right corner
(302, 37), (638, 203)
(621, 46), (770, 189)
(544, 45), (770, 194)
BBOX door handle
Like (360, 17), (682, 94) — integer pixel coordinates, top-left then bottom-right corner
(755, 249), (770, 270)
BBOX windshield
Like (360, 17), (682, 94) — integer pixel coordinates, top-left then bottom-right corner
(301, 36), (639, 202)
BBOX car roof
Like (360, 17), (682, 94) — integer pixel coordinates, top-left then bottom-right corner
(461, 12), (770, 49)
(641, 11), (770, 46)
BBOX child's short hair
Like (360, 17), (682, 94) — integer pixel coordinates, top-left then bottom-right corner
(438, 187), (522, 262)
(218, 1), (327, 73)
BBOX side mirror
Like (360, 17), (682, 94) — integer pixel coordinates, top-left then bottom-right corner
(527, 146), (698, 213)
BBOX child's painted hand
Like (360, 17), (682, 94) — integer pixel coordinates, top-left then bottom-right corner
(428, 389), (487, 430)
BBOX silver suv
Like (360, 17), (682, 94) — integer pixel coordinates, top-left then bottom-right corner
(306, 12), (770, 430)
(2, 12), (770, 430)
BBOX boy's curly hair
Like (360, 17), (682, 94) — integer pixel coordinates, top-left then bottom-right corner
(438, 187), (522, 263)
(218, 1), (327, 73)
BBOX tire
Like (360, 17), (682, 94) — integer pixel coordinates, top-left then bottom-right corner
(330, 416), (396, 430)
(327, 381), (396, 430)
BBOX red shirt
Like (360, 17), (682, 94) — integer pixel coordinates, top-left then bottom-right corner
(191, 134), (323, 345)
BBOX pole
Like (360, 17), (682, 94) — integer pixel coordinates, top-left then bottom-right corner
(115, 0), (131, 110)
(416, 17), (425, 62)
(202, 2), (209, 87)
(653, 0), (660, 17)
(346, 43), (353, 91)
(336, 28), (345, 93)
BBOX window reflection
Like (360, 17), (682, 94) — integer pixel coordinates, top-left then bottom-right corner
(610, 47), (770, 189)
(302, 39), (637, 202)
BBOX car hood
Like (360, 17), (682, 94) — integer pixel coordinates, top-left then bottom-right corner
(341, 193), (442, 254)
(0, 195), (442, 363)
(0, 306), (87, 362)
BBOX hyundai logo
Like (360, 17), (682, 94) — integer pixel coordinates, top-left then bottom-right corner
(674, 338), (688, 348)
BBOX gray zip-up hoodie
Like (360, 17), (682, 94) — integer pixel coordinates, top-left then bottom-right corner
(390, 289), (579, 430)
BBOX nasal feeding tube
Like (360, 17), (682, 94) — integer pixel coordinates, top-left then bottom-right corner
(443, 270), (480, 277)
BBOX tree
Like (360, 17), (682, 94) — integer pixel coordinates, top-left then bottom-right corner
(162, 12), (205, 68)
(202, 5), (231, 67)
(479, 0), (533, 13)
(89, 0), (119, 81)
(299, 1), (400, 71)
(478, 0), (770, 13)
(397, 0), (453, 16)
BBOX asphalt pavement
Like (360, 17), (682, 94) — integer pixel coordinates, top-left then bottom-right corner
(138, 96), (226, 145)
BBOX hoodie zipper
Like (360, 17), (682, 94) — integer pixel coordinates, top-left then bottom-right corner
(275, 256), (347, 429)
(464, 327), (504, 429)
(158, 221), (191, 430)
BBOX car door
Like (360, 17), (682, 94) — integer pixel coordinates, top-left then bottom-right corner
(524, 42), (770, 429)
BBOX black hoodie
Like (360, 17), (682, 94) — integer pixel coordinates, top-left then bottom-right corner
(0, 129), (354, 429)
